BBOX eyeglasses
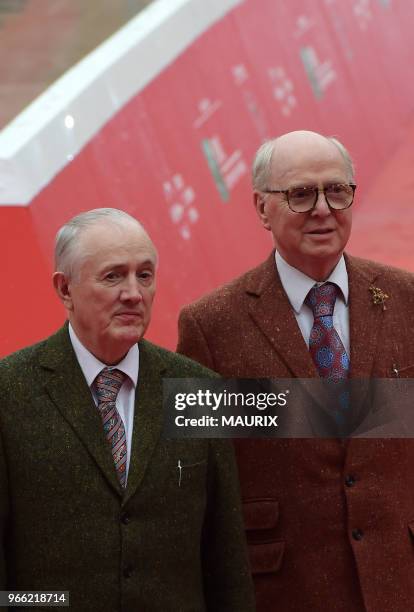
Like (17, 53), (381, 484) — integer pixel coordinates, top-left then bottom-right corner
(262, 183), (356, 213)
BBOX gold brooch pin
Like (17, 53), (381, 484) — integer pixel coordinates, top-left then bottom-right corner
(369, 285), (389, 311)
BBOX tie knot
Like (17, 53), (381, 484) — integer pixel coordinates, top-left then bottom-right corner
(305, 282), (338, 318)
(94, 367), (125, 403)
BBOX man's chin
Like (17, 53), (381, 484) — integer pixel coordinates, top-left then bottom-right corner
(302, 241), (342, 260)
(110, 323), (145, 346)
(118, 327), (144, 343)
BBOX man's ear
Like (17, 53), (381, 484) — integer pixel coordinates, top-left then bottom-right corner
(53, 272), (74, 311)
(253, 191), (271, 231)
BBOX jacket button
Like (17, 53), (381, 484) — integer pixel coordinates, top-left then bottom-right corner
(121, 511), (130, 525)
(123, 565), (133, 579)
(352, 528), (364, 541)
(345, 474), (356, 487)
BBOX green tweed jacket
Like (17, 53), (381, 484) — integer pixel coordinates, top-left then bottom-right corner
(0, 325), (255, 612)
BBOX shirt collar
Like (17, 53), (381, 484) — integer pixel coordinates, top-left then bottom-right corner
(275, 251), (349, 314)
(68, 323), (139, 388)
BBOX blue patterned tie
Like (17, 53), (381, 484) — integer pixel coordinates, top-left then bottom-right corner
(94, 368), (128, 488)
(305, 283), (349, 378)
(305, 283), (350, 428)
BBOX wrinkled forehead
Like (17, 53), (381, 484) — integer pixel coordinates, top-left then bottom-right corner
(77, 220), (158, 265)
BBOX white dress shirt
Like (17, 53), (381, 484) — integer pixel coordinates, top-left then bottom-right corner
(275, 251), (350, 356)
(68, 323), (139, 479)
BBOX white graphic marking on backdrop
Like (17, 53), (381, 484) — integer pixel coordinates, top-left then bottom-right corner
(353, 0), (373, 30)
(294, 14), (315, 38)
(193, 98), (223, 130)
(164, 173), (199, 240)
(300, 46), (337, 99)
(231, 63), (269, 140)
(201, 135), (247, 201)
(268, 67), (297, 117)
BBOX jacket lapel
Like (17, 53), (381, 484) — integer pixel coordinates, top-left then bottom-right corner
(123, 340), (167, 504)
(346, 254), (384, 378)
(247, 252), (385, 377)
(342, 255), (386, 433)
(246, 252), (318, 378)
(246, 252), (386, 435)
(39, 325), (122, 496)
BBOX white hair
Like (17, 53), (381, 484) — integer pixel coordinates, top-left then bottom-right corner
(55, 208), (150, 279)
(252, 134), (355, 191)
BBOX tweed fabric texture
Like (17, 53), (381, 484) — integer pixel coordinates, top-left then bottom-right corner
(177, 251), (414, 612)
(0, 326), (255, 612)
(94, 368), (127, 487)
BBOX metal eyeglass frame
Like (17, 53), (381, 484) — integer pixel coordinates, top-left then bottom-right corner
(262, 183), (357, 213)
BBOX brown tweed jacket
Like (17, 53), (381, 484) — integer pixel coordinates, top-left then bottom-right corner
(0, 325), (255, 612)
(177, 251), (414, 612)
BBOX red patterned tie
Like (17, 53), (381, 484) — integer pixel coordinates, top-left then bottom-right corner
(94, 368), (128, 488)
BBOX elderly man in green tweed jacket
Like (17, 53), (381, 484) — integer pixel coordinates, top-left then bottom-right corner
(0, 209), (255, 612)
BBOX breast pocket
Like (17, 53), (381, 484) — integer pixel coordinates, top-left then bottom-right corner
(407, 520), (414, 541)
(396, 364), (414, 378)
(242, 498), (285, 575)
(176, 459), (208, 489)
(155, 457), (209, 539)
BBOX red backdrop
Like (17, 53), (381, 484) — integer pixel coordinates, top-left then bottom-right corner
(2, 0), (414, 356)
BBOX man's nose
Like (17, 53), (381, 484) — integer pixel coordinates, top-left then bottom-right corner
(311, 189), (331, 216)
(120, 277), (142, 302)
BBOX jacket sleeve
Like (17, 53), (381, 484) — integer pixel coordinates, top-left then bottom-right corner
(177, 307), (216, 371)
(202, 439), (256, 612)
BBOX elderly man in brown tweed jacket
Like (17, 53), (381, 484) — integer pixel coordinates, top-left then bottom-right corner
(177, 130), (414, 612)
(0, 208), (255, 612)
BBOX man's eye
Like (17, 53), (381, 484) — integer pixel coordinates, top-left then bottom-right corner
(326, 184), (348, 194)
(290, 188), (312, 200)
(105, 272), (120, 281)
(138, 271), (153, 282)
